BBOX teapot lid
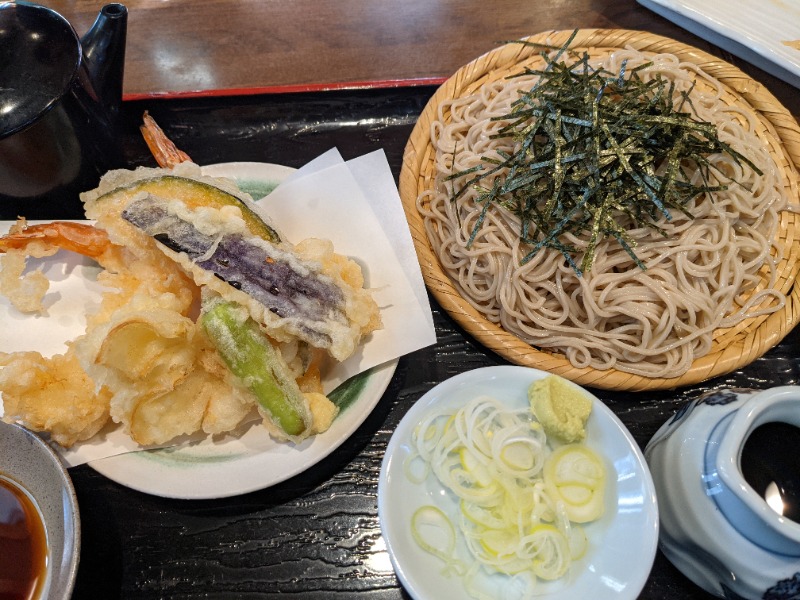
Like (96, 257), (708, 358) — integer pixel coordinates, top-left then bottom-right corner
(0, 2), (81, 139)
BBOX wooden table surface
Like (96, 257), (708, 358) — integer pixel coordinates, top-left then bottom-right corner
(40, 0), (800, 118)
(10, 1), (800, 599)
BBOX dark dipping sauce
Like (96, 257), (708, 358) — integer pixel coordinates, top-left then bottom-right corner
(0, 475), (47, 600)
(740, 421), (800, 524)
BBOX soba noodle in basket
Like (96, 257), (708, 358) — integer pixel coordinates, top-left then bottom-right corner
(417, 47), (788, 379)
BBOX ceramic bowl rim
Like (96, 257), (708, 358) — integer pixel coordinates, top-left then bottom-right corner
(716, 386), (800, 542)
(0, 421), (81, 599)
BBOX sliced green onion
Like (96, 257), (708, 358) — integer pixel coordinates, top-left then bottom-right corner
(410, 506), (466, 577)
(405, 394), (607, 594)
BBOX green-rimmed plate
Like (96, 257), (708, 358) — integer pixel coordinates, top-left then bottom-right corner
(1, 162), (398, 499)
(88, 162), (398, 499)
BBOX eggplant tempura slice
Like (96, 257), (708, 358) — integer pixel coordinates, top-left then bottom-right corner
(134, 112), (380, 358)
(81, 161), (381, 362)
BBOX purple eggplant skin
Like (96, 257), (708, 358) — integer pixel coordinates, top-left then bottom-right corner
(121, 196), (347, 348)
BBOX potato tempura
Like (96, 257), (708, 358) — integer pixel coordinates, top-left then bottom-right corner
(0, 223), (255, 447)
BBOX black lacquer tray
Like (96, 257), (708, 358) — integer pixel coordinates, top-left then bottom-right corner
(7, 87), (798, 599)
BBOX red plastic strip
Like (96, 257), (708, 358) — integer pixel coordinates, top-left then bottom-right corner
(122, 76), (448, 102)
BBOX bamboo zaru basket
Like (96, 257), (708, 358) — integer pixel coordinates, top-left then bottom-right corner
(399, 29), (800, 391)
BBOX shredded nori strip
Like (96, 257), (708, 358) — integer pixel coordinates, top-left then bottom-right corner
(448, 33), (762, 275)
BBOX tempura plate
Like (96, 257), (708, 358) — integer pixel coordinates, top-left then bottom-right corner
(1, 163), (399, 499)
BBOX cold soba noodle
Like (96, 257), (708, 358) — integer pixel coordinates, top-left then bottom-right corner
(418, 48), (787, 378)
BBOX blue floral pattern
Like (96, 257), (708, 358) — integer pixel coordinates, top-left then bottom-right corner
(698, 390), (742, 406)
(764, 572), (800, 599)
(668, 399), (695, 425)
(665, 388), (752, 427)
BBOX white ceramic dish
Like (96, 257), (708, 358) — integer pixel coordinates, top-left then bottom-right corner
(0, 162), (398, 499)
(637, 0), (800, 88)
(377, 366), (659, 600)
(0, 420), (80, 600)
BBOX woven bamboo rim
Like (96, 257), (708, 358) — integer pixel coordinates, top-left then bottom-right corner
(399, 29), (800, 391)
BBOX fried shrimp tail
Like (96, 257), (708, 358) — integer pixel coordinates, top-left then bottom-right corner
(0, 221), (111, 259)
(140, 111), (192, 168)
